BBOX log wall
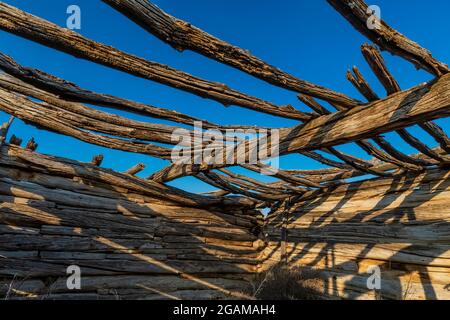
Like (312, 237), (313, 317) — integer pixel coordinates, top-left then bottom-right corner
(0, 146), (263, 300)
(2, 144), (450, 300)
(261, 169), (450, 300)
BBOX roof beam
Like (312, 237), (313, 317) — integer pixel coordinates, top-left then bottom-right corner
(328, 0), (449, 76)
(0, 86), (174, 158)
(151, 73), (450, 181)
(102, 0), (361, 109)
(0, 52), (221, 129)
(360, 44), (450, 164)
(0, 144), (257, 208)
(0, 2), (311, 120)
(0, 73), (244, 146)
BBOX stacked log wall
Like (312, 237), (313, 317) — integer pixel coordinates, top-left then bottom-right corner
(2, 144), (450, 300)
(261, 169), (450, 300)
(0, 146), (263, 300)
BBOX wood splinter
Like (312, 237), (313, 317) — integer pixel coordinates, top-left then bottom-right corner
(91, 154), (104, 167)
(9, 134), (22, 146)
(25, 137), (38, 151)
(124, 163), (146, 176)
(0, 115), (14, 145)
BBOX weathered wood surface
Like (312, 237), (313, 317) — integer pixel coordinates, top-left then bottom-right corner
(328, 0), (449, 76)
(0, 53), (259, 130)
(359, 44), (450, 164)
(0, 3), (315, 121)
(102, 0), (360, 109)
(0, 0), (449, 301)
(0, 145), (257, 209)
(262, 168), (450, 300)
(0, 145), (263, 300)
(151, 73), (450, 182)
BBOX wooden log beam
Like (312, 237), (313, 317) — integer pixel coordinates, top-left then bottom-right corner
(0, 3), (313, 120)
(241, 163), (321, 188)
(0, 77), (248, 156)
(325, 146), (401, 177)
(0, 52), (253, 130)
(346, 66), (379, 101)
(297, 94), (331, 115)
(421, 122), (450, 154)
(102, 0), (361, 109)
(396, 129), (450, 163)
(361, 44), (450, 164)
(371, 134), (432, 168)
(0, 73), (240, 147)
(124, 163), (146, 176)
(297, 95), (415, 174)
(217, 169), (292, 195)
(0, 87), (174, 159)
(151, 73), (450, 181)
(201, 171), (284, 202)
(327, 0), (449, 76)
(273, 147), (447, 185)
(361, 44), (401, 95)
(300, 150), (354, 170)
(0, 144), (257, 209)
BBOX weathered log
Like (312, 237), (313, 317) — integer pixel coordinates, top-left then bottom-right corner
(151, 73), (450, 181)
(242, 163), (321, 188)
(328, 0), (449, 76)
(0, 145), (257, 208)
(421, 122), (450, 154)
(361, 44), (450, 164)
(346, 66), (379, 101)
(297, 94), (331, 115)
(0, 3), (313, 120)
(0, 53), (224, 128)
(0, 73), (245, 147)
(296, 95), (418, 173)
(102, 0), (361, 109)
(0, 88), (175, 158)
(124, 163), (146, 176)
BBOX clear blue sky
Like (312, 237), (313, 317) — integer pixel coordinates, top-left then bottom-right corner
(0, 0), (449, 193)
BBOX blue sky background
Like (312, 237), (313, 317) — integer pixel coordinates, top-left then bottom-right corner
(0, 0), (449, 193)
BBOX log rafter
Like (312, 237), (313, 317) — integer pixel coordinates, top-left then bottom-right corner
(327, 0), (449, 76)
(102, 0), (361, 109)
(151, 73), (450, 182)
(360, 44), (450, 164)
(0, 0), (447, 203)
(0, 2), (314, 121)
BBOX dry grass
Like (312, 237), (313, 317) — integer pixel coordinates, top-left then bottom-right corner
(249, 264), (326, 300)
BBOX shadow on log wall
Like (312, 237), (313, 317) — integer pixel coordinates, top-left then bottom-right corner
(0, 145), (264, 300)
(262, 168), (450, 299)
(1, 144), (450, 300)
